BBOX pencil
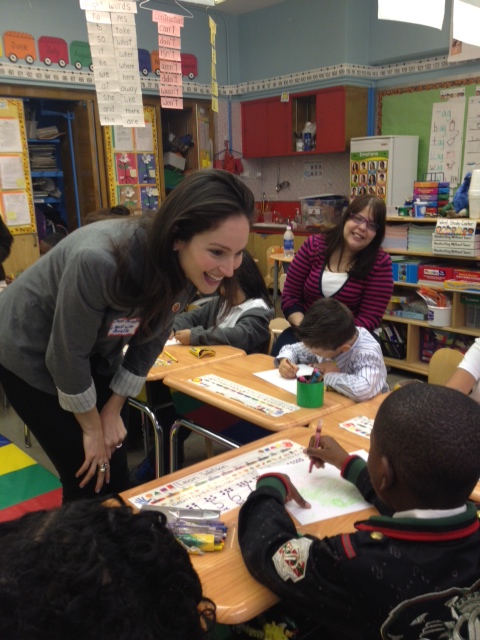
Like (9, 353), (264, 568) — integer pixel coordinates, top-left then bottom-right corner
(164, 350), (178, 363)
(309, 419), (323, 473)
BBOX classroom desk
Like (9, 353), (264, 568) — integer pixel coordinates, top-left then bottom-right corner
(129, 345), (246, 477)
(163, 353), (355, 470)
(272, 253), (294, 307)
(120, 396), (385, 625)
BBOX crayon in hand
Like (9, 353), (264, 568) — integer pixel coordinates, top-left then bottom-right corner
(309, 419), (323, 473)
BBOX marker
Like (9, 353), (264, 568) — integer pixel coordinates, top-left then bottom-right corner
(163, 350), (178, 363)
(309, 369), (321, 384)
(298, 376), (307, 383)
(309, 419), (323, 473)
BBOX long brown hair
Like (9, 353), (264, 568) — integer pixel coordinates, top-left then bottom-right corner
(111, 170), (255, 333)
(324, 195), (387, 279)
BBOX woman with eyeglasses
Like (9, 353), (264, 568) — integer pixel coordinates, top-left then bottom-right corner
(272, 195), (393, 357)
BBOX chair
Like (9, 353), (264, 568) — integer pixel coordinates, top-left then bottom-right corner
(268, 317), (290, 355)
(264, 246), (284, 290)
(428, 348), (464, 386)
(279, 273), (287, 294)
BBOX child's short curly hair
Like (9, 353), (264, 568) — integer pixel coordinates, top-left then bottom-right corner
(0, 498), (216, 640)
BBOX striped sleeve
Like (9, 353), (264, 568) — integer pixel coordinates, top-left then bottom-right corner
(281, 235), (326, 318)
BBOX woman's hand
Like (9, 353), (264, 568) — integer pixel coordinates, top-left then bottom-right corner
(304, 435), (349, 471)
(174, 329), (191, 345)
(100, 393), (128, 458)
(286, 311), (304, 327)
(74, 408), (110, 493)
(278, 358), (298, 379)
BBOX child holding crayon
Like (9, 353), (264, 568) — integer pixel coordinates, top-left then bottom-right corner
(276, 298), (388, 402)
(238, 384), (480, 639)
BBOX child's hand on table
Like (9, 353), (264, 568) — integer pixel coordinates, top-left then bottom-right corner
(304, 435), (349, 471)
(278, 358), (298, 379)
(318, 361), (340, 375)
(263, 473), (311, 509)
(173, 329), (191, 345)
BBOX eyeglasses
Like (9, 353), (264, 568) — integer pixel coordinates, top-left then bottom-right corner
(349, 212), (379, 233)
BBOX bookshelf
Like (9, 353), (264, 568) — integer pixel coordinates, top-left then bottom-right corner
(382, 217), (480, 376)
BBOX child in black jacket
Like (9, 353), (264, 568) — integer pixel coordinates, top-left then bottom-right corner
(238, 384), (480, 639)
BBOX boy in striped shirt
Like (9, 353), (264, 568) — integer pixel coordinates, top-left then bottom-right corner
(275, 298), (388, 402)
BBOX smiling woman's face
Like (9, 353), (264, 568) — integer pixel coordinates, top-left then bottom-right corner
(174, 215), (250, 294)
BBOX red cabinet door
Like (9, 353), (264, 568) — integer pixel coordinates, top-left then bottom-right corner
(316, 87), (346, 153)
(265, 99), (290, 156)
(241, 98), (290, 158)
(241, 100), (267, 158)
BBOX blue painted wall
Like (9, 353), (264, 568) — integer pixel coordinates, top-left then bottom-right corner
(0, 0), (476, 88)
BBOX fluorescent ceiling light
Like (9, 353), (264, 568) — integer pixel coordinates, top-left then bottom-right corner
(180, 0), (226, 5)
(378, 0), (445, 29)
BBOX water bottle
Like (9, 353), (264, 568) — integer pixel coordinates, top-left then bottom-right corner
(283, 225), (294, 257)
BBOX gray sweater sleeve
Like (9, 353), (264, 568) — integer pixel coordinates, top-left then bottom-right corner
(174, 300), (274, 354)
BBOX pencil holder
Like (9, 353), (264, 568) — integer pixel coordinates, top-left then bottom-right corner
(296, 376), (324, 408)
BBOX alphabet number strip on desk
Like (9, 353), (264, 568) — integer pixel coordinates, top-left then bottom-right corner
(188, 374), (300, 417)
(127, 440), (371, 525)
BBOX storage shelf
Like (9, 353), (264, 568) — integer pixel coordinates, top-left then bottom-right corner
(33, 196), (61, 204)
(30, 170), (63, 178)
(386, 217), (437, 223)
(384, 357), (429, 376)
(387, 249), (477, 260)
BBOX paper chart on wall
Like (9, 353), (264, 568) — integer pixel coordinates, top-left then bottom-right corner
(254, 366), (314, 395)
(428, 99), (465, 187)
(128, 441), (372, 525)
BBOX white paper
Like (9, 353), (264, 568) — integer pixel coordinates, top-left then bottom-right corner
(2, 192), (31, 226)
(134, 123), (153, 152)
(267, 450), (371, 525)
(254, 365), (314, 396)
(428, 99), (466, 187)
(0, 118), (23, 153)
(378, 0), (445, 29)
(462, 96), (480, 174)
(453, 0), (480, 48)
(113, 126), (134, 150)
(0, 156), (25, 190)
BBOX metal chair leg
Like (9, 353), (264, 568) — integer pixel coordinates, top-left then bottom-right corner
(24, 424), (31, 448)
(128, 398), (164, 478)
(169, 418), (239, 473)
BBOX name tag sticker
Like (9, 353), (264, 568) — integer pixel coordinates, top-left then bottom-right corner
(108, 317), (140, 337)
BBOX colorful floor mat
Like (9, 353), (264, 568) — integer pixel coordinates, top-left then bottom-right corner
(0, 434), (61, 522)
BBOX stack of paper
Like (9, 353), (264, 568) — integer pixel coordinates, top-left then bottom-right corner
(407, 224), (434, 252)
(382, 223), (409, 251)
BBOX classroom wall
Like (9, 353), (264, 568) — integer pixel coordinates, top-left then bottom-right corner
(0, 0), (240, 86)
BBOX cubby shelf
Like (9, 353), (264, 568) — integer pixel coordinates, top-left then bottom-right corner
(384, 216), (480, 375)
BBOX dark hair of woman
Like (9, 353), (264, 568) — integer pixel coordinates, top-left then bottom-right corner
(225, 249), (272, 312)
(0, 499), (215, 640)
(323, 195), (387, 279)
(111, 169), (255, 334)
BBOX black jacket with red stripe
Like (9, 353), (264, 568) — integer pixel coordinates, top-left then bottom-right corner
(238, 457), (480, 639)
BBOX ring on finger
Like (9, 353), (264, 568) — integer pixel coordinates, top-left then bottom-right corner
(116, 443), (123, 448)
(98, 462), (109, 473)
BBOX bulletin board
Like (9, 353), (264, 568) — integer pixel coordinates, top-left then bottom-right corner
(103, 106), (160, 213)
(0, 98), (35, 235)
(377, 78), (480, 183)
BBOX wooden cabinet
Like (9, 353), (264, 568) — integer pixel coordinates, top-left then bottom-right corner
(161, 98), (215, 192)
(382, 217), (480, 376)
(241, 86), (368, 158)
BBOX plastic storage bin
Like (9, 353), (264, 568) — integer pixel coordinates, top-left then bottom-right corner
(461, 293), (480, 328)
(299, 194), (348, 228)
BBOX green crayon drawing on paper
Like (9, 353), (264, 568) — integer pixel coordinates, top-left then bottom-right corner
(301, 477), (364, 508)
